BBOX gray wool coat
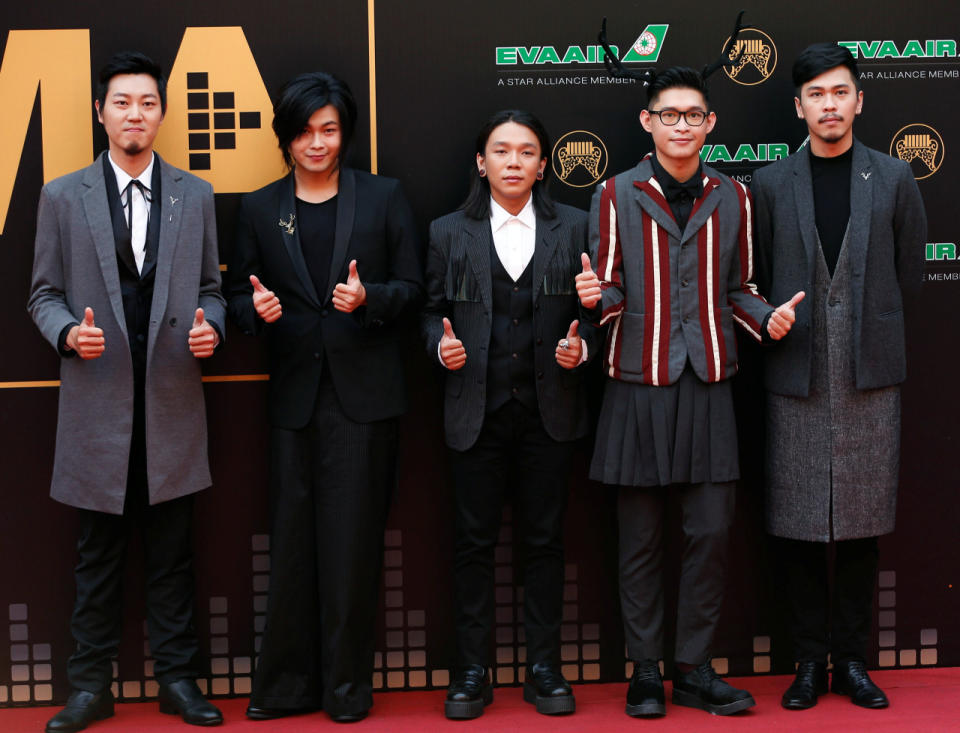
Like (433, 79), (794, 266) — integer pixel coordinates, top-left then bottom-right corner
(752, 140), (926, 540)
(28, 152), (225, 515)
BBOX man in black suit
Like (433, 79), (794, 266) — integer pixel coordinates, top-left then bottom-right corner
(422, 110), (598, 720)
(226, 72), (422, 723)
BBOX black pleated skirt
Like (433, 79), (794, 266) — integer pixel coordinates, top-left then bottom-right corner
(589, 366), (740, 487)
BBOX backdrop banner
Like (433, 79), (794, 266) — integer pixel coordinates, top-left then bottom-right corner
(1, 0), (956, 706)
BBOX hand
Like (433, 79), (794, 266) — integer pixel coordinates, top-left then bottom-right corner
(250, 274), (282, 323)
(188, 307), (219, 358)
(66, 307), (105, 359)
(575, 252), (602, 308)
(767, 291), (805, 341)
(555, 319), (583, 369)
(332, 259), (367, 313)
(439, 317), (466, 370)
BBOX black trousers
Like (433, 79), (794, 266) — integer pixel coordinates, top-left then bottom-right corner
(251, 374), (396, 717)
(68, 384), (200, 691)
(449, 400), (571, 668)
(775, 536), (879, 664)
(617, 481), (735, 665)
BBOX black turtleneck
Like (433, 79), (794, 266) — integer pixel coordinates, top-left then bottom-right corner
(809, 146), (852, 277)
(650, 154), (703, 232)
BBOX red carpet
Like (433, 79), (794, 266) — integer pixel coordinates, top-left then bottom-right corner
(3, 669), (958, 732)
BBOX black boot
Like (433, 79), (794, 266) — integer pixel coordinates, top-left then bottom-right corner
(522, 662), (575, 715)
(781, 661), (828, 710)
(625, 660), (665, 717)
(445, 665), (493, 719)
(672, 662), (755, 715)
(831, 660), (889, 708)
(45, 689), (114, 732)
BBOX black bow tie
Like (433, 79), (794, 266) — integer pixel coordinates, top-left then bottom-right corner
(662, 175), (702, 204)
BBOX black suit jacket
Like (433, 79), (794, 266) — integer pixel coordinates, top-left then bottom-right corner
(227, 168), (423, 428)
(421, 204), (599, 451)
(752, 140), (926, 396)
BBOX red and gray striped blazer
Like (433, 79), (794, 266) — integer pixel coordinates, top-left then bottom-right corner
(587, 155), (772, 385)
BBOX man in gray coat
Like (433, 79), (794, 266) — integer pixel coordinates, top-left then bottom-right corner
(752, 43), (926, 711)
(28, 52), (225, 731)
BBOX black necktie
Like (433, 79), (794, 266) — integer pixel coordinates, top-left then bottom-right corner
(123, 179), (151, 232)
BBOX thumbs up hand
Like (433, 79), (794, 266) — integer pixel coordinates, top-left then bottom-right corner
(188, 307), (218, 358)
(250, 274), (282, 323)
(439, 316), (467, 370)
(67, 306), (105, 359)
(767, 291), (805, 341)
(575, 252), (602, 308)
(555, 319), (583, 369)
(332, 259), (367, 313)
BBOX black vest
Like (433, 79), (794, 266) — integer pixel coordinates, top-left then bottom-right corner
(486, 239), (537, 414)
(102, 154), (162, 386)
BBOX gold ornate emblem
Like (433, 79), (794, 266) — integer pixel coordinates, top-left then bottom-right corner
(890, 124), (944, 179)
(722, 29), (777, 86)
(551, 131), (608, 188)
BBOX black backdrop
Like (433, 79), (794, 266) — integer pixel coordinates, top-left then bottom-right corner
(1, 0), (957, 707)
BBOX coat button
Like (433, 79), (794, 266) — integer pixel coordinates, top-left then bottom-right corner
(512, 353), (519, 359)
(314, 352), (321, 360)
(512, 318), (519, 326)
(681, 279), (688, 287)
(537, 371), (544, 380)
(321, 309), (328, 317)
(513, 286), (519, 292)
(169, 317), (177, 326)
(536, 338), (543, 345)
(512, 387), (519, 394)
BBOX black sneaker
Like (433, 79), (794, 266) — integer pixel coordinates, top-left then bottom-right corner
(522, 662), (575, 715)
(445, 665), (493, 719)
(625, 659), (665, 717)
(672, 662), (755, 715)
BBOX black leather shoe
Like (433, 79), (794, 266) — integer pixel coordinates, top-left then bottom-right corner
(781, 661), (828, 710)
(158, 679), (223, 726)
(672, 662), (756, 715)
(625, 660), (665, 717)
(522, 662), (575, 715)
(445, 664), (493, 720)
(831, 659), (889, 708)
(330, 710), (369, 723)
(46, 689), (114, 732)
(246, 705), (315, 720)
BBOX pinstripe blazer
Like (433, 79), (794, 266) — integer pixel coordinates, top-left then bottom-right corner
(421, 204), (599, 451)
(587, 155), (772, 385)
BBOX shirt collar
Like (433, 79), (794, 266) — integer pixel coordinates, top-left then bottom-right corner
(489, 195), (536, 232)
(650, 153), (703, 202)
(108, 151), (155, 194)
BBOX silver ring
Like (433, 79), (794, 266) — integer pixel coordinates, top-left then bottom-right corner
(559, 339), (570, 350)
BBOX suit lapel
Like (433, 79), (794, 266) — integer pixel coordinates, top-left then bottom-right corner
(532, 214), (560, 305)
(633, 178), (682, 240)
(847, 140), (873, 289)
(683, 175), (722, 242)
(791, 151), (818, 272)
(81, 155), (127, 336)
(325, 167), (356, 302)
(277, 172), (321, 307)
(148, 156), (184, 350)
(464, 215), (493, 312)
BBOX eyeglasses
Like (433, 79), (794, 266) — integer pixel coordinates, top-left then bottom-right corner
(647, 108), (708, 126)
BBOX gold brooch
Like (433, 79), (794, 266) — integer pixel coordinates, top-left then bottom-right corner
(278, 213), (296, 235)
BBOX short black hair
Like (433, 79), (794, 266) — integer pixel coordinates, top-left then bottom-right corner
(461, 109), (556, 221)
(792, 42), (861, 93)
(96, 52), (166, 114)
(647, 66), (709, 109)
(272, 72), (357, 170)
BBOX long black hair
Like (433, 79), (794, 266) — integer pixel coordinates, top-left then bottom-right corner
(272, 71), (357, 169)
(460, 109), (556, 221)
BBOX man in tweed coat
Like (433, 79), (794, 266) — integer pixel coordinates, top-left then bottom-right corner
(577, 67), (802, 718)
(28, 53), (224, 731)
(752, 44), (926, 711)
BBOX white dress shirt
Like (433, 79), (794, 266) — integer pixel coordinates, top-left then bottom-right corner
(490, 195), (536, 281)
(108, 152), (154, 273)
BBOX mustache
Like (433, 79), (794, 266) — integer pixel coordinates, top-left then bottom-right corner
(819, 114), (843, 123)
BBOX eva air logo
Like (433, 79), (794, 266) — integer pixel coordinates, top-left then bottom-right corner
(496, 24), (668, 66)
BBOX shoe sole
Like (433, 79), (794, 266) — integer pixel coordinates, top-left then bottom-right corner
(672, 689), (756, 715)
(444, 687), (493, 720)
(625, 701), (665, 717)
(522, 683), (575, 715)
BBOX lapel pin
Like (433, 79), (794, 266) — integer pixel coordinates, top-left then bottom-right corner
(860, 171), (872, 181)
(278, 213), (296, 235)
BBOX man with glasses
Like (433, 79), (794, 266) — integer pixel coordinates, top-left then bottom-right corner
(576, 66), (802, 717)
